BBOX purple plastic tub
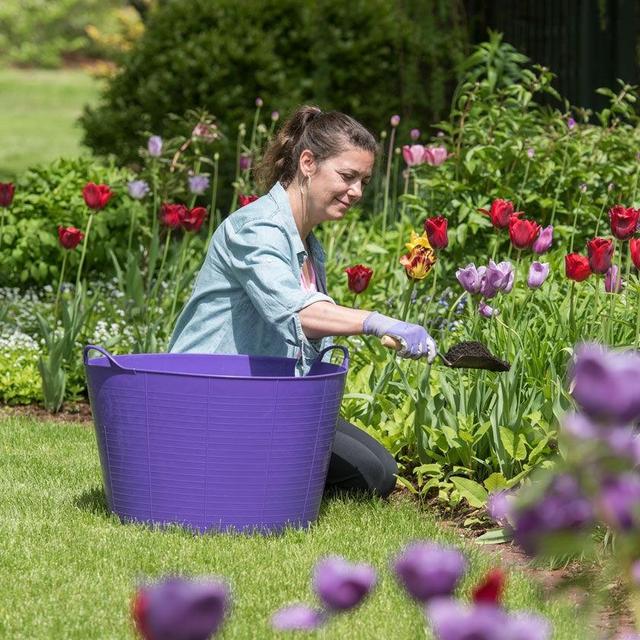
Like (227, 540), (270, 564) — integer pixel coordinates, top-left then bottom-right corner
(83, 344), (349, 534)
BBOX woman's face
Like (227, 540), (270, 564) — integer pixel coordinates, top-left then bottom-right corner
(304, 146), (375, 224)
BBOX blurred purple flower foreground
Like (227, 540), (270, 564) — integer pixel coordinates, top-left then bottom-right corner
(133, 577), (229, 640)
(271, 555), (376, 631)
(427, 599), (551, 640)
(570, 343), (640, 423)
(392, 542), (466, 602)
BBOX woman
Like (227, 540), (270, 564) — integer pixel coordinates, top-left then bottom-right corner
(169, 106), (437, 498)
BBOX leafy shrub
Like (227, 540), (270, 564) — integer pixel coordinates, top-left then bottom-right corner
(0, 0), (135, 68)
(0, 335), (41, 405)
(0, 157), (142, 286)
(80, 0), (468, 164)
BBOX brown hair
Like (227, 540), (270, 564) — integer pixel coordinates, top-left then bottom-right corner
(254, 105), (378, 192)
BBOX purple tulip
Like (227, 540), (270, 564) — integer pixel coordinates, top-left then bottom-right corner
(527, 262), (550, 289)
(569, 343), (640, 423)
(188, 174), (210, 195)
(410, 128), (421, 141)
(313, 556), (376, 612)
(270, 604), (325, 631)
(532, 225), (553, 254)
(392, 542), (466, 603)
(456, 264), (485, 295)
(561, 411), (600, 440)
(486, 260), (515, 294)
(605, 265), (623, 293)
(239, 154), (252, 171)
(132, 577), (229, 640)
(426, 600), (509, 640)
(506, 612), (552, 640)
(127, 179), (150, 200)
(478, 300), (499, 318)
(487, 491), (512, 525)
(597, 474), (640, 531)
(390, 114), (401, 127)
(147, 135), (163, 157)
(510, 474), (593, 555)
(424, 145), (449, 166)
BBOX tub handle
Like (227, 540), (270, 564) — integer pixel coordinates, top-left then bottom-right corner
(83, 345), (132, 372)
(307, 345), (349, 375)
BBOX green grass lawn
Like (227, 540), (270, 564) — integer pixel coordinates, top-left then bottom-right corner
(0, 416), (582, 639)
(0, 67), (100, 180)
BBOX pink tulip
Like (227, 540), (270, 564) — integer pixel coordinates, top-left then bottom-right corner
(424, 146), (449, 166)
(402, 145), (426, 167)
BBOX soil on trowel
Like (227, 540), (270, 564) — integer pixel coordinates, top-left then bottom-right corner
(443, 340), (510, 372)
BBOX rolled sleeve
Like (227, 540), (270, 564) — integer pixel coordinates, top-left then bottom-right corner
(222, 219), (334, 356)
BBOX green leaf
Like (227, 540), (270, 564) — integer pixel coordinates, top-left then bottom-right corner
(483, 472), (508, 492)
(499, 426), (527, 461)
(395, 476), (418, 494)
(475, 528), (513, 545)
(363, 242), (388, 255)
(450, 476), (488, 508)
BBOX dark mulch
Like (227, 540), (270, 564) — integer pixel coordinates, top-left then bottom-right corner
(0, 401), (93, 424)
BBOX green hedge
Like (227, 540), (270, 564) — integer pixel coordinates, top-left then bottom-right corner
(80, 0), (468, 164)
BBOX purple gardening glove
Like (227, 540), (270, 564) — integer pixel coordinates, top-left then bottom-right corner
(363, 312), (437, 362)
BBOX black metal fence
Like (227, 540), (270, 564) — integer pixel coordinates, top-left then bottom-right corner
(463, 0), (640, 112)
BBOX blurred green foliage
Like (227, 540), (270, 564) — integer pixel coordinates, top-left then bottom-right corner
(79, 0), (469, 165)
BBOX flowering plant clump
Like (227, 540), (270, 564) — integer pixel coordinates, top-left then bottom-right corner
(487, 343), (640, 630)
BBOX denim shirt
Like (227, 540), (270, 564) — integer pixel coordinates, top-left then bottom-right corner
(168, 182), (335, 373)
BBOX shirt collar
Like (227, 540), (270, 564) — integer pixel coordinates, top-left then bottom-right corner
(269, 181), (307, 257)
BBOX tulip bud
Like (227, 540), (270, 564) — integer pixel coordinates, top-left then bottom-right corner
(423, 216), (448, 249)
(82, 182), (113, 210)
(0, 182), (15, 207)
(410, 128), (420, 141)
(313, 556), (377, 612)
(527, 261), (550, 289)
(604, 265), (623, 293)
(532, 225), (553, 254)
(390, 114), (400, 127)
(344, 264), (373, 294)
(565, 253), (592, 282)
(587, 237), (614, 274)
(147, 135), (163, 157)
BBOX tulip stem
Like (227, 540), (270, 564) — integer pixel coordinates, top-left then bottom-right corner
(591, 278), (600, 340)
(207, 155), (220, 243)
(54, 251), (68, 319)
(569, 281), (576, 339)
(169, 233), (192, 323)
(382, 126), (397, 234)
(516, 157), (531, 209)
(549, 145), (568, 227)
(149, 228), (173, 303)
(420, 264), (438, 328)
(568, 191), (584, 254)
(75, 212), (94, 291)
(0, 209), (5, 250)
(594, 195), (608, 237)
(634, 275), (640, 347)
(401, 280), (416, 322)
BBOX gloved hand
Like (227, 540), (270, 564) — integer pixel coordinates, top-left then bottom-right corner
(362, 312), (437, 362)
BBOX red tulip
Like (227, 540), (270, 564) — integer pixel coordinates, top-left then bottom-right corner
(82, 182), (113, 210)
(161, 203), (188, 228)
(508, 216), (540, 249)
(344, 264), (373, 294)
(630, 238), (640, 270)
(472, 568), (505, 605)
(609, 205), (640, 240)
(57, 225), (84, 250)
(423, 216), (448, 249)
(478, 199), (521, 229)
(0, 182), (15, 207)
(182, 206), (208, 232)
(238, 194), (259, 207)
(586, 237), (614, 274)
(565, 253), (592, 282)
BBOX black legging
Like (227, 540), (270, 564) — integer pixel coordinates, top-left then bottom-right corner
(324, 418), (398, 498)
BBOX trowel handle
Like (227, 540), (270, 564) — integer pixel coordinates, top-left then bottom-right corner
(381, 335), (401, 350)
(381, 335), (451, 365)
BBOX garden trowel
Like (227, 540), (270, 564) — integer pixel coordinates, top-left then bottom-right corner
(381, 336), (510, 372)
